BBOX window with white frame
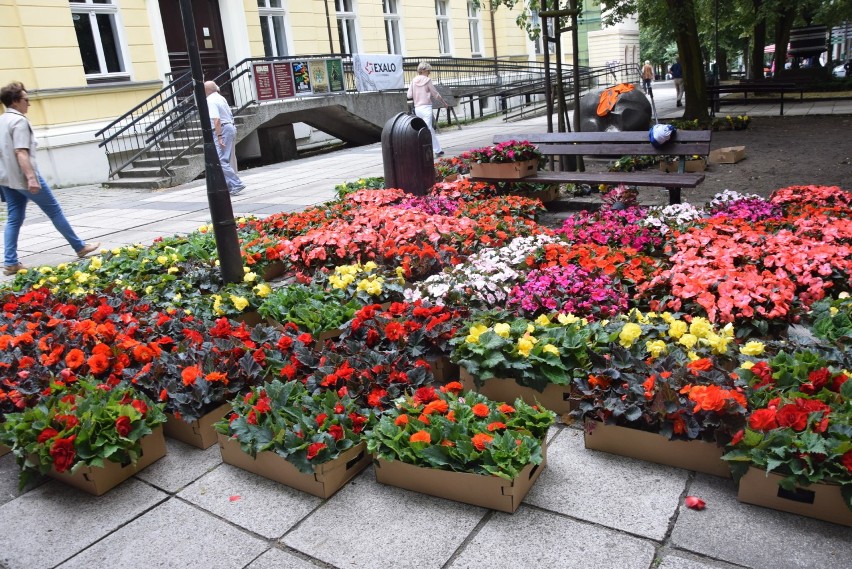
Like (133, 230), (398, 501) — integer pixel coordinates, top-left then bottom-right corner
(467, 2), (482, 57)
(383, 0), (402, 55)
(336, 0), (359, 55)
(69, 0), (128, 81)
(435, 0), (451, 56)
(258, 0), (289, 57)
(530, 10), (556, 55)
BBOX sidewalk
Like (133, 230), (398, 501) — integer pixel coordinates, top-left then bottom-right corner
(1, 88), (851, 569)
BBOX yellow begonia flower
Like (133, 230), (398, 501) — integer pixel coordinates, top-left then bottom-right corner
(74, 272), (90, 284)
(517, 334), (537, 357)
(689, 317), (713, 339)
(465, 324), (489, 344)
(646, 340), (668, 358)
(678, 333), (698, 349)
(244, 272), (258, 283)
(48, 276), (58, 283)
(740, 361), (755, 370)
(721, 323), (735, 338)
(493, 323), (511, 338)
(710, 335), (731, 355)
(111, 248), (121, 255)
(526, 323), (535, 334)
(157, 255), (168, 265)
(668, 319), (687, 339)
(57, 263), (68, 270)
(364, 261), (377, 270)
(254, 283), (272, 298)
(173, 293), (182, 302)
(618, 323), (642, 348)
(167, 267), (179, 274)
(535, 314), (551, 326)
(739, 341), (765, 356)
(145, 285), (154, 294)
(89, 257), (102, 270)
(366, 281), (382, 296)
(557, 313), (579, 325)
(542, 343), (559, 356)
(830, 307), (838, 316)
(38, 267), (52, 274)
(230, 295), (249, 312)
(687, 350), (699, 361)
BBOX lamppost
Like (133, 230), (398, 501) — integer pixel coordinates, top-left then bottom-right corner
(714, 0), (719, 85)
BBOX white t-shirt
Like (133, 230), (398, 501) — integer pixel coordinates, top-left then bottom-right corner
(206, 92), (233, 126)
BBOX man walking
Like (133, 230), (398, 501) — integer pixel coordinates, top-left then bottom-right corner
(0, 82), (98, 276)
(204, 81), (245, 195)
(670, 59), (684, 107)
(641, 60), (654, 95)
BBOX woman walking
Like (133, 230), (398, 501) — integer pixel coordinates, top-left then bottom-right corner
(407, 62), (448, 157)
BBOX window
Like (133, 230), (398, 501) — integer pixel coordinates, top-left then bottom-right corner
(530, 10), (555, 55)
(258, 0), (289, 57)
(435, 0), (451, 56)
(383, 0), (402, 55)
(336, 0), (359, 55)
(467, 2), (482, 57)
(69, 0), (128, 80)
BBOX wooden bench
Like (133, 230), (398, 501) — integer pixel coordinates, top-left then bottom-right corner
(472, 131), (711, 205)
(708, 82), (802, 116)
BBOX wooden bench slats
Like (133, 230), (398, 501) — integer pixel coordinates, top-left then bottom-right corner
(475, 171), (706, 189)
(536, 142), (711, 156)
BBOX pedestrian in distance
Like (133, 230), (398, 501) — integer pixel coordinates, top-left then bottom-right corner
(670, 59), (684, 107)
(407, 62), (449, 158)
(204, 81), (245, 196)
(0, 81), (99, 276)
(641, 60), (654, 95)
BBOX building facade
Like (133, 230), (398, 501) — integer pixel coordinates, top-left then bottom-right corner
(1, 1), (636, 187)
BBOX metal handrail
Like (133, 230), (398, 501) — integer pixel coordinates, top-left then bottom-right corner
(95, 72), (191, 139)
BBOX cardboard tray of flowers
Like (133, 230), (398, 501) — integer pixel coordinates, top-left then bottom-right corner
(165, 403), (232, 449)
(460, 367), (573, 417)
(469, 159), (538, 180)
(218, 435), (370, 499)
(0, 443), (10, 458)
(368, 385), (555, 513)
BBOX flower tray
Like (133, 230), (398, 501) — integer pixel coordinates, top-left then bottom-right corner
(737, 467), (852, 527)
(426, 355), (459, 384)
(469, 159), (538, 180)
(460, 367), (573, 416)
(373, 439), (547, 513)
(218, 435), (370, 499)
(44, 426), (166, 496)
(233, 310), (263, 327)
(510, 185), (559, 203)
(165, 403), (232, 449)
(261, 260), (287, 281)
(0, 443), (11, 458)
(583, 420), (731, 478)
(659, 158), (706, 173)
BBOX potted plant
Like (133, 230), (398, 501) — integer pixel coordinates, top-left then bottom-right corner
(462, 140), (544, 180)
(215, 379), (373, 498)
(313, 261), (408, 307)
(722, 351), (851, 525)
(367, 382), (555, 512)
(572, 311), (747, 477)
(257, 282), (361, 341)
(0, 378), (167, 495)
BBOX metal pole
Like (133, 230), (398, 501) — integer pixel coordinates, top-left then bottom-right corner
(324, 0), (335, 53)
(714, 0), (720, 85)
(490, 4), (499, 82)
(541, 0), (554, 133)
(178, 0), (244, 284)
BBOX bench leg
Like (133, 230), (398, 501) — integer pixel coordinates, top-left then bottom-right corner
(668, 187), (682, 205)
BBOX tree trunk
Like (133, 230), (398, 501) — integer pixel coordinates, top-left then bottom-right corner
(666, 0), (708, 121)
(771, 7), (796, 80)
(750, 0), (766, 81)
(718, 48), (728, 80)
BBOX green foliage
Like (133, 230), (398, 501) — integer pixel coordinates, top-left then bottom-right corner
(257, 282), (360, 335)
(334, 177), (385, 201)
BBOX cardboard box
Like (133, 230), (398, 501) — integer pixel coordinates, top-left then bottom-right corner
(218, 435), (370, 499)
(659, 158), (707, 173)
(737, 467), (852, 527)
(261, 260), (287, 282)
(46, 426), (167, 496)
(233, 310), (263, 327)
(460, 367), (574, 416)
(583, 419), (731, 478)
(0, 443), (10, 458)
(373, 439), (547, 513)
(470, 159), (538, 180)
(165, 403), (232, 449)
(426, 355), (460, 384)
(708, 146), (746, 164)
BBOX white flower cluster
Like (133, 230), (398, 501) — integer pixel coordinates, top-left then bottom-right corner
(710, 189), (761, 207)
(642, 203), (705, 235)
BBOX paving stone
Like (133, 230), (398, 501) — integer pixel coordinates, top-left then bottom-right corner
(524, 427), (688, 540)
(447, 506), (656, 569)
(246, 548), (327, 569)
(0, 479), (166, 569)
(57, 498), (267, 569)
(657, 552), (740, 569)
(283, 468), (486, 569)
(0, 454), (46, 507)
(671, 474), (852, 569)
(135, 436), (222, 493)
(178, 463), (322, 539)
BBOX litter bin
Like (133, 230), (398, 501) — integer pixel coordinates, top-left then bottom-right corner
(381, 112), (434, 196)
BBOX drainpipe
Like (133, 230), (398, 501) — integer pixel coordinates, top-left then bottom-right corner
(324, 0), (335, 53)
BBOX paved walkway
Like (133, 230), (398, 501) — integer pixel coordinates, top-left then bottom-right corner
(1, 84), (851, 569)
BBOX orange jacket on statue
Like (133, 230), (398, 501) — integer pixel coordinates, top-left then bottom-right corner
(596, 83), (636, 117)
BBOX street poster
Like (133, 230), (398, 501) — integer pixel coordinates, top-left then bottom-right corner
(352, 54), (404, 91)
(251, 62), (276, 101)
(309, 59), (330, 93)
(271, 62), (295, 98)
(327, 58), (345, 92)
(292, 61), (312, 94)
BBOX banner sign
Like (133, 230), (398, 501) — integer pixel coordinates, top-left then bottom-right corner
(272, 62), (295, 98)
(327, 59), (345, 92)
(353, 54), (404, 92)
(252, 62), (276, 101)
(309, 59), (330, 93)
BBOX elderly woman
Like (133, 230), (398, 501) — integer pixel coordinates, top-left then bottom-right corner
(407, 61), (448, 157)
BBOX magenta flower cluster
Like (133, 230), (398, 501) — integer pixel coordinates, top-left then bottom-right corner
(709, 197), (782, 222)
(556, 207), (664, 254)
(506, 264), (629, 320)
(397, 195), (461, 216)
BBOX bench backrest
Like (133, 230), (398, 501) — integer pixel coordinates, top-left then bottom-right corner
(494, 131), (711, 157)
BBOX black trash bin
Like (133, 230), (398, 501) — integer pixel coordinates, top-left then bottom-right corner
(381, 112), (434, 196)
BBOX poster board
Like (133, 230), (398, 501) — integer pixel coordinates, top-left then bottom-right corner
(292, 61), (312, 94)
(352, 54), (404, 92)
(326, 59), (345, 92)
(272, 62), (296, 98)
(309, 59), (330, 93)
(252, 62), (276, 101)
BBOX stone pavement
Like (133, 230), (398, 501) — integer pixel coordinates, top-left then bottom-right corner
(1, 85), (851, 569)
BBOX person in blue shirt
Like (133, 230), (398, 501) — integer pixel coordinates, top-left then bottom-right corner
(670, 59), (684, 107)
